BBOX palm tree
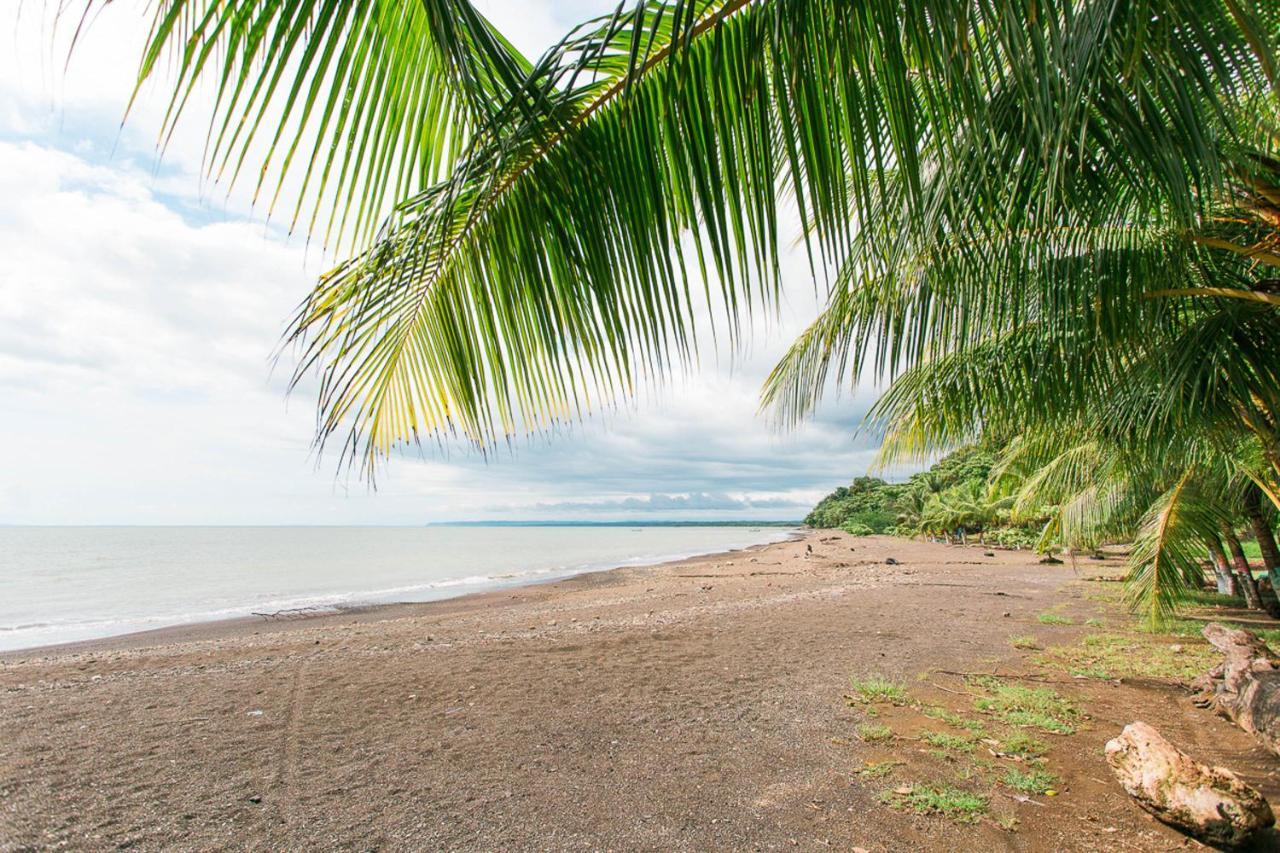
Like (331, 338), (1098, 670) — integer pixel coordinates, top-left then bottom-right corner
(857, 314), (1280, 623)
(81, 0), (1277, 475)
(76, 1), (1280, 622)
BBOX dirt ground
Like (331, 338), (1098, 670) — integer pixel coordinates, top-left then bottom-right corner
(2, 532), (1278, 851)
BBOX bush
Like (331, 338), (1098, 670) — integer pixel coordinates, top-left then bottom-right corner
(842, 521), (875, 536)
(988, 526), (1039, 549)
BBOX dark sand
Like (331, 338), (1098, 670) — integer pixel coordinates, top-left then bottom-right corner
(2, 532), (1276, 850)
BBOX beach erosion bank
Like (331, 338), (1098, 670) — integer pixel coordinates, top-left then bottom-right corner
(3, 532), (1275, 850)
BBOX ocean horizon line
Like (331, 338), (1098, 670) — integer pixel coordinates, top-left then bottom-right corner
(0, 520), (805, 529)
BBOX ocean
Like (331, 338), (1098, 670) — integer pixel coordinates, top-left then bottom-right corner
(0, 524), (797, 652)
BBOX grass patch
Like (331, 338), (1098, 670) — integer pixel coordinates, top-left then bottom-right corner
(1082, 581), (1125, 604)
(849, 675), (909, 705)
(1185, 590), (1245, 608)
(921, 731), (975, 752)
(857, 723), (894, 743)
(1084, 618), (1103, 627)
(970, 678), (1079, 735)
(1037, 613), (1074, 625)
(880, 785), (988, 823)
(1143, 617), (1280, 648)
(1001, 767), (1059, 795)
(1035, 633), (1217, 682)
(999, 731), (1048, 759)
(921, 705), (986, 734)
(1010, 635), (1040, 650)
(859, 760), (903, 779)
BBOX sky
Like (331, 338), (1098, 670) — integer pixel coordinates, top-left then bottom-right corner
(0, 1), (887, 525)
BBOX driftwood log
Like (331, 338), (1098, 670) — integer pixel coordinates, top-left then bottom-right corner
(1105, 722), (1274, 847)
(1192, 623), (1280, 757)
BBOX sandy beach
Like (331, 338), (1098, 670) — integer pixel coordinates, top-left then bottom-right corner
(3, 532), (1275, 851)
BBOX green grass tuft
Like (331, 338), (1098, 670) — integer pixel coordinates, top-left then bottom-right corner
(849, 674), (909, 705)
(856, 723), (894, 743)
(970, 678), (1079, 735)
(1010, 635), (1040, 650)
(1037, 613), (1074, 625)
(1001, 767), (1058, 795)
(880, 785), (988, 822)
(921, 730), (975, 752)
(999, 731), (1048, 758)
(921, 705), (986, 734)
(859, 760), (903, 779)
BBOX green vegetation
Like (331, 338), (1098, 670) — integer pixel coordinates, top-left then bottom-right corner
(1035, 632), (1221, 682)
(845, 675), (1075, 827)
(1037, 614), (1074, 626)
(921, 731), (975, 753)
(859, 760), (904, 779)
(1010, 636), (1040, 650)
(1001, 767), (1059, 795)
(806, 476), (903, 533)
(806, 447), (1043, 545)
(848, 676), (909, 705)
(921, 705), (986, 734)
(880, 785), (988, 823)
(970, 679), (1079, 735)
(856, 723), (894, 743)
(999, 732), (1048, 759)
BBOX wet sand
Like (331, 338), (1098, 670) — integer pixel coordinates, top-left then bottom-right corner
(2, 533), (1275, 850)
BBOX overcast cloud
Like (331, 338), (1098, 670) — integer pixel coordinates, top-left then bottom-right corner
(0, 1), (889, 525)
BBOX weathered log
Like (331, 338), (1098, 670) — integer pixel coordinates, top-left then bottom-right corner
(1105, 722), (1274, 847)
(1193, 623), (1280, 758)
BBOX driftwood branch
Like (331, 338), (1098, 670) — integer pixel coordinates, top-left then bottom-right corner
(251, 606), (328, 620)
(1193, 623), (1280, 757)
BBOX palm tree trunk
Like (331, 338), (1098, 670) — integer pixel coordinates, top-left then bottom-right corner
(1207, 535), (1238, 597)
(1225, 525), (1265, 612)
(1245, 486), (1280, 582)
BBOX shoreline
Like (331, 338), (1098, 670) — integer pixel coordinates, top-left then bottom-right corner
(1, 529), (803, 662)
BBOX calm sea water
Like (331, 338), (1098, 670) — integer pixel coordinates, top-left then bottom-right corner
(0, 525), (796, 652)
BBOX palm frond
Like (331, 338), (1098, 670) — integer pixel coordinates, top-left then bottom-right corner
(105, 0), (533, 249)
(1125, 470), (1230, 628)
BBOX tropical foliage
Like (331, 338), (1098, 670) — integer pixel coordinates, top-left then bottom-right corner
(84, 0), (1280, 624)
(807, 446), (1036, 545)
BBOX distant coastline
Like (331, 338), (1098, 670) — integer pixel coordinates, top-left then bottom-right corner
(430, 520), (803, 527)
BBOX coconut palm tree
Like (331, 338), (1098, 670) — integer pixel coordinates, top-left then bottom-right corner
(81, 0), (1277, 476)
(846, 288), (1280, 625)
(75, 1), (1280, 623)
